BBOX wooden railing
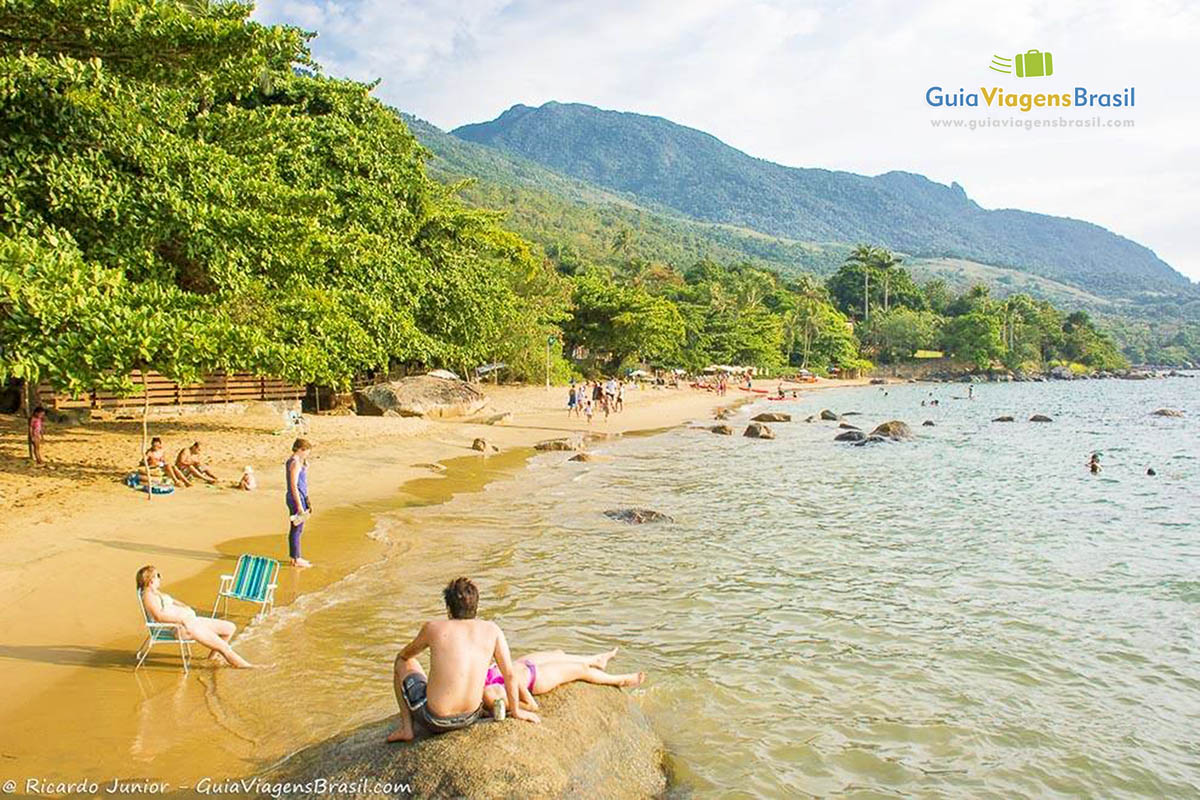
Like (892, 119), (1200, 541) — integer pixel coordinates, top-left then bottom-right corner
(37, 370), (302, 410)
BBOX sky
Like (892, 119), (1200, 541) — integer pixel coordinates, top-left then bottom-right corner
(253, 0), (1200, 281)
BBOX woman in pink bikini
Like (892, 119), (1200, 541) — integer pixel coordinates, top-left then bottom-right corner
(481, 647), (644, 714)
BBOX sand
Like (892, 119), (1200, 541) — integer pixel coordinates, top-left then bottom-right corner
(0, 379), (857, 785)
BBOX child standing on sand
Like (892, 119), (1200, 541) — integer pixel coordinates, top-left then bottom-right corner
(27, 406), (46, 466)
(584, 399), (594, 425)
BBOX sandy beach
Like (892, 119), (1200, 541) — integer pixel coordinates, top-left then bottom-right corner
(0, 379), (858, 786)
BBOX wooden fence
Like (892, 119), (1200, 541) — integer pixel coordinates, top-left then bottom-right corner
(36, 370), (302, 411)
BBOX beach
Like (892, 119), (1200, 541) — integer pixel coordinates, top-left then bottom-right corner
(0, 379), (856, 787)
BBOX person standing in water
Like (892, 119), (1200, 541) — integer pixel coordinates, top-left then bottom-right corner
(1087, 452), (1101, 474)
(286, 438), (313, 568)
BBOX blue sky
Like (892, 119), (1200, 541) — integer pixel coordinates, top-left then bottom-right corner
(253, 0), (1199, 281)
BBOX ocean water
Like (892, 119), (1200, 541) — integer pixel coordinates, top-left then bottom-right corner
(215, 378), (1199, 798)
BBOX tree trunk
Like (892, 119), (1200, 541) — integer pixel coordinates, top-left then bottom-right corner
(141, 370), (152, 501)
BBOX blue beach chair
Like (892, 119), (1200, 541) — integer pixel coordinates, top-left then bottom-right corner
(212, 554), (280, 621)
(135, 591), (195, 673)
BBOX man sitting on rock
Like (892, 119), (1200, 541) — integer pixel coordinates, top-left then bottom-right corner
(387, 577), (539, 741)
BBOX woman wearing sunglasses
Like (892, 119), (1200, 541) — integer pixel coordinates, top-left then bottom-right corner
(136, 565), (257, 668)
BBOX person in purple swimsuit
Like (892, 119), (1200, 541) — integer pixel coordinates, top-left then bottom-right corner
(285, 438), (313, 568)
(481, 646), (645, 715)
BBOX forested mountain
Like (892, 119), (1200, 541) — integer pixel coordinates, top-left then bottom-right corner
(452, 102), (1191, 299)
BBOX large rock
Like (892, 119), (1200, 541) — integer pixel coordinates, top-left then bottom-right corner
(992, 415), (1015, 423)
(604, 508), (673, 524)
(1029, 414), (1053, 423)
(1152, 408), (1185, 417)
(265, 683), (665, 800)
(356, 376), (486, 419)
(835, 430), (866, 442)
(535, 439), (581, 451)
(869, 420), (914, 440)
(710, 424), (734, 435)
(922, 420), (936, 427)
(819, 409), (840, 421)
(751, 412), (791, 422)
(743, 422), (775, 439)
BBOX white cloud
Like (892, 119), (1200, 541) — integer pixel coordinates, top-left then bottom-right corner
(253, 0), (1200, 280)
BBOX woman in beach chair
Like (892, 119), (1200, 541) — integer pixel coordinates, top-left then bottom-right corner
(136, 566), (257, 668)
(481, 647), (644, 715)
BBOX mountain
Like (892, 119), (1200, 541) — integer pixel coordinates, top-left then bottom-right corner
(452, 102), (1191, 299)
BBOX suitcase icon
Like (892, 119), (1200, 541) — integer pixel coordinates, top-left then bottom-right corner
(1015, 49), (1053, 78)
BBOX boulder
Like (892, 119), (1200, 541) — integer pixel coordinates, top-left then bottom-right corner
(835, 430), (866, 442)
(710, 424), (734, 435)
(804, 415), (817, 423)
(355, 376), (486, 419)
(265, 683), (665, 800)
(838, 422), (860, 430)
(841, 411), (862, 416)
(854, 435), (887, 446)
(869, 420), (914, 440)
(922, 420), (935, 427)
(992, 416), (1015, 423)
(1049, 365), (1074, 381)
(535, 439), (580, 451)
(751, 412), (791, 422)
(819, 409), (840, 421)
(869, 378), (887, 385)
(714, 408), (734, 420)
(471, 438), (498, 453)
(604, 508), (673, 524)
(569, 452), (609, 463)
(1029, 414), (1053, 423)
(743, 423), (775, 439)
(1152, 408), (1185, 417)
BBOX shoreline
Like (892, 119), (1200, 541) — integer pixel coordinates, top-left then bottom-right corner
(0, 379), (865, 783)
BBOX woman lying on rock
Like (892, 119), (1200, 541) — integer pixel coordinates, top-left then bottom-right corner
(483, 647), (644, 716)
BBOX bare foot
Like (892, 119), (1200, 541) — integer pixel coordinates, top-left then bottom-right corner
(619, 671), (646, 688)
(291, 558), (312, 569)
(591, 647), (619, 669)
(386, 718), (414, 742)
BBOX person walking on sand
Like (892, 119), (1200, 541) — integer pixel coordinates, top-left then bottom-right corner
(387, 578), (539, 742)
(567, 386), (578, 418)
(137, 565), (257, 668)
(584, 398), (594, 425)
(286, 438), (313, 568)
(27, 405), (46, 466)
(617, 381), (625, 412)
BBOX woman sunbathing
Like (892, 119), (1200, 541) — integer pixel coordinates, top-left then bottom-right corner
(481, 647), (644, 714)
(136, 565), (257, 668)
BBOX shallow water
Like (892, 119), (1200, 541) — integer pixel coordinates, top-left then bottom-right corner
(217, 378), (1200, 797)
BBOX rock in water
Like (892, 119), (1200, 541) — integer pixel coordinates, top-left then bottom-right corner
(534, 439), (580, 451)
(743, 422), (775, 439)
(355, 376), (486, 418)
(854, 435), (888, 446)
(922, 420), (935, 427)
(838, 422), (860, 430)
(992, 416), (1015, 423)
(604, 508), (673, 524)
(265, 683), (666, 800)
(1029, 414), (1053, 422)
(869, 420), (914, 440)
(710, 424), (734, 435)
(569, 452), (609, 462)
(1152, 408), (1185, 417)
(751, 412), (791, 422)
(835, 430), (866, 442)
(819, 409), (840, 421)
(471, 438), (491, 452)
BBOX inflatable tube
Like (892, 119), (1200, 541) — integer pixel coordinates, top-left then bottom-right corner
(124, 473), (175, 495)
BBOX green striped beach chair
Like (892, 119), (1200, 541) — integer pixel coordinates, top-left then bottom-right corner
(212, 554), (280, 621)
(135, 591), (195, 673)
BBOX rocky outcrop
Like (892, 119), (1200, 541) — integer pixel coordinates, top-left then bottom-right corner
(356, 376), (486, 419)
(265, 683), (665, 800)
(743, 423), (775, 439)
(710, 424), (734, 435)
(604, 508), (673, 524)
(992, 416), (1015, 423)
(819, 409), (840, 421)
(1152, 408), (1185, 417)
(751, 412), (791, 423)
(1029, 414), (1053, 422)
(869, 420), (914, 440)
(535, 439), (581, 451)
(835, 430), (866, 442)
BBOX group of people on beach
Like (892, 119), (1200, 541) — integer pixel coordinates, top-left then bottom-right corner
(566, 378), (625, 424)
(138, 437), (227, 488)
